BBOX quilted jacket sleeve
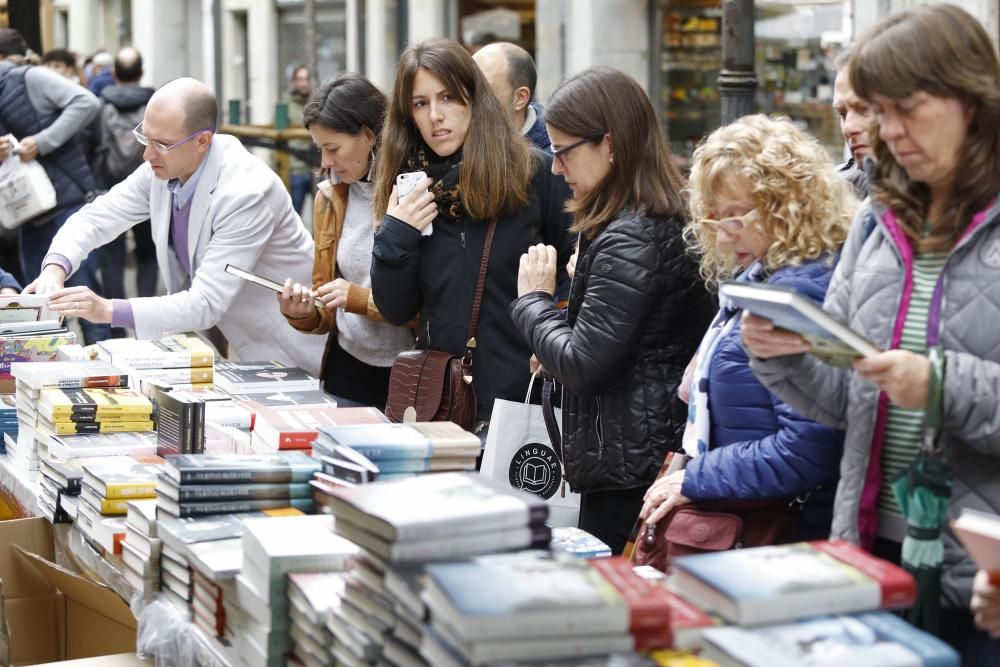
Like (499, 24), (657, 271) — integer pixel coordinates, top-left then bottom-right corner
(746, 208), (878, 429)
(371, 215), (424, 326)
(943, 352), (1000, 458)
(510, 216), (665, 397)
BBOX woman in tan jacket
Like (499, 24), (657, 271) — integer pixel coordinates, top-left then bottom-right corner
(279, 73), (414, 408)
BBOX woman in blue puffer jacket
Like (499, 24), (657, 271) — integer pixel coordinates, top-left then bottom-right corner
(641, 114), (854, 540)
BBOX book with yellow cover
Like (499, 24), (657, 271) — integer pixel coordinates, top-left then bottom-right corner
(79, 486), (135, 515)
(82, 458), (165, 499)
(38, 387), (153, 420)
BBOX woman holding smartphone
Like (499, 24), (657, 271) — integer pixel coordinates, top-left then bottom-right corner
(278, 73), (414, 408)
(371, 38), (573, 432)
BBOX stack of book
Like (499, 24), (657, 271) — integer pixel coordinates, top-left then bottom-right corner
(286, 572), (345, 667)
(213, 361), (320, 395)
(77, 456), (164, 555)
(187, 534), (244, 641)
(121, 499), (161, 600)
(318, 473), (550, 563)
(312, 422), (480, 483)
(420, 553), (673, 666)
(33, 388), (154, 457)
(235, 514), (357, 667)
(155, 452), (319, 518)
(151, 386), (231, 457)
(0, 395), (16, 453)
(248, 404), (386, 453)
(311, 474), (551, 665)
(550, 527), (613, 560)
(10, 360), (130, 471)
(0, 326), (77, 393)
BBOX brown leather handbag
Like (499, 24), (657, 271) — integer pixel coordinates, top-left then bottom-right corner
(384, 219), (497, 432)
(630, 497), (802, 573)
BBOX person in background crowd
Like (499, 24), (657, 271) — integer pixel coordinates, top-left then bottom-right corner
(0, 29), (110, 344)
(511, 67), (715, 553)
(473, 42), (551, 153)
(972, 570), (1000, 638)
(25, 77), (325, 373)
(463, 31), (498, 56)
(86, 50), (114, 98)
(371, 38), (574, 434)
(42, 48), (78, 81)
(639, 114), (852, 545)
(278, 73), (414, 409)
(0, 267), (20, 295)
(286, 64), (315, 215)
(742, 6), (1000, 663)
(95, 46), (158, 318)
(832, 46), (874, 199)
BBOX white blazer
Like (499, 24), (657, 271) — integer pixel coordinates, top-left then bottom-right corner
(47, 134), (327, 375)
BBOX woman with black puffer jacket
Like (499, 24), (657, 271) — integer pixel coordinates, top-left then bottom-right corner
(510, 67), (715, 554)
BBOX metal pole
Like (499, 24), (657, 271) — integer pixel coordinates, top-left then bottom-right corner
(304, 0), (317, 84)
(718, 0), (757, 125)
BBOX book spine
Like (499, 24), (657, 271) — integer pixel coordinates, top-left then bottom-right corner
(181, 401), (195, 454)
(343, 443), (433, 461)
(105, 484), (158, 499)
(33, 374), (131, 389)
(50, 420), (155, 434)
(589, 557), (672, 646)
(111, 352), (212, 369)
(810, 540), (916, 609)
(191, 401), (205, 455)
(178, 467), (311, 485)
(178, 483), (311, 502)
(49, 409), (154, 422)
(178, 497), (314, 517)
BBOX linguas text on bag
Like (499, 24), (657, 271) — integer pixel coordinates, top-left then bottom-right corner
(480, 374), (580, 528)
(0, 135), (57, 230)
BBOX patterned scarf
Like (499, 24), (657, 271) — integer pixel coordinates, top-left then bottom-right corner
(402, 140), (464, 222)
(682, 261), (767, 457)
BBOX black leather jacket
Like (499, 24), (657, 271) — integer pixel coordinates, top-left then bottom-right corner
(511, 210), (714, 492)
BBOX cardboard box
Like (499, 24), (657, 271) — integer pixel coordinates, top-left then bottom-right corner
(0, 518), (137, 665)
(32, 654), (150, 667)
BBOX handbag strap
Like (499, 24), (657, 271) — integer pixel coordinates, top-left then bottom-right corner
(541, 372), (562, 463)
(462, 218), (497, 367)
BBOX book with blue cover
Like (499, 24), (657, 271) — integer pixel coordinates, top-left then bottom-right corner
(316, 421), (480, 461)
(671, 541), (915, 626)
(701, 611), (959, 667)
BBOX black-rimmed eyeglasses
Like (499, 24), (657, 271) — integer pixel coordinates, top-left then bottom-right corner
(552, 134), (605, 168)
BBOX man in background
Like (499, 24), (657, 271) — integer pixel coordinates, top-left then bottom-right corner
(42, 48), (78, 81)
(285, 64), (314, 216)
(86, 50), (115, 97)
(95, 46), (158, 330)
(831, 47), (873, 199)
(473, 42), (550, 152)
(0, 29), (109, 343)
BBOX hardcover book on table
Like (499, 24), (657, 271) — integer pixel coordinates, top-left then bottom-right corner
(155, 493), (314, 518)
(46, 431), (159, 460)
(319, 472), (549, 542)
(214, 361), (320, 394)
(315, 422), (481, 461)
(162, 451), (320, 485)
(95, 335), (215, 369)
(719, 282), (880, 367)
(10, 360), (130, 389)
(38, 387), (153, 420)
(700, 611), (959, 667)
(82, 458), (165, 498)
(670, 540), (916, 626)
(951, 508), (1000, 575)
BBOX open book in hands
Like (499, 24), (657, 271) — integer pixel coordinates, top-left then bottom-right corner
(720, 282), (880, 368)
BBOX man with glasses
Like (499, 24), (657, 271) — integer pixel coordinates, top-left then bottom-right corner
(27, 77), (325, 373)
(0, 29), (110, 343)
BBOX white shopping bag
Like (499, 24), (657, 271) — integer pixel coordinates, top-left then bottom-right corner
(481, 375), (581, 527)
(0, 135), (57, 230)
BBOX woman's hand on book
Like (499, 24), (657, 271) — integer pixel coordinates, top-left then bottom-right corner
(971, 569), (1000, 638)
(853, 350), (929, 410)
(278, 278), (316, 319)
(387, 178), (437, 232)
(47, 285), (112, 323)
(741, 312), (811, 359)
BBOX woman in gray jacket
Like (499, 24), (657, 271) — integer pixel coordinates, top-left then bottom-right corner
(742, 5), (1000, 664)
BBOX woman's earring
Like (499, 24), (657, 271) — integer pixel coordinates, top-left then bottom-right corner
(610, 156), (614, 164)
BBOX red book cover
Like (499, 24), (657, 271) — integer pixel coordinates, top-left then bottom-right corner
(589, 557), (672, 649)
(809, 539), (916, 609)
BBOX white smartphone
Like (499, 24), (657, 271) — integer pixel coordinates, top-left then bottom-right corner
(395, 170), (433, 236)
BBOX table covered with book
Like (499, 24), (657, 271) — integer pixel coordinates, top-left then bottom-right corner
(0, 332), (978, 667)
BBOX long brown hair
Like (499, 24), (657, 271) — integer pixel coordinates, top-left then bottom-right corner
(543, 67), (686, 238)
(850, 4), (1000, 252)
(373, 39), (534, 221)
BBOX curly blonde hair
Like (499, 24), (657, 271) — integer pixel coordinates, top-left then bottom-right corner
(684, 114), (856, 288)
